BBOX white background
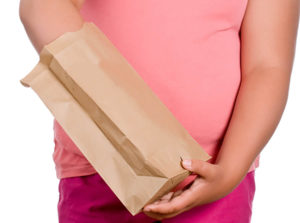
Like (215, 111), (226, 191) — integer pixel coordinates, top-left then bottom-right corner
(1, 1), (299, 223)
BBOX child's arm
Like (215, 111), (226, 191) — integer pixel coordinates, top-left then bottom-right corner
(143, 0), (300, 220)
(214, 0), (300, 185)
(19, 0), (85, 54)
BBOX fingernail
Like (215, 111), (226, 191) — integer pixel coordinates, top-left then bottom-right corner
(144, 206), (152, 211)
(182, 159), (191, 169)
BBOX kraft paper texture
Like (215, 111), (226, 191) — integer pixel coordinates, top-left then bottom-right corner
(20, 22), (211, 215)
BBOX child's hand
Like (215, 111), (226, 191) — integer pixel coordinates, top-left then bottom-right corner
(142, 159), (239, 220)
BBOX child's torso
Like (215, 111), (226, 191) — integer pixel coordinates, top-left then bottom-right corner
(53, 0), (259, 179)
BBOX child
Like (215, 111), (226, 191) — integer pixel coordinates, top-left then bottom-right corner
(19, 0), (299, 222)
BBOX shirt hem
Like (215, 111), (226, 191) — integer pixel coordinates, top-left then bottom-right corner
(56, 166), (98, 179)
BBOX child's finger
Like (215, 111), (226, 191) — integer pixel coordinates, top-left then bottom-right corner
(160, 191), (174, 201)
(144, 186), (196, 214)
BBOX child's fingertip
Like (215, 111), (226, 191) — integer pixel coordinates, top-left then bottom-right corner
(182, 159), (192, 169)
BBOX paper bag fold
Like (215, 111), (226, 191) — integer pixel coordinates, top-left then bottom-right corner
(20, 22), (211, 215)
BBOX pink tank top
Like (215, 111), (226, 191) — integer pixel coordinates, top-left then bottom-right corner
(53, 0), (259, 179)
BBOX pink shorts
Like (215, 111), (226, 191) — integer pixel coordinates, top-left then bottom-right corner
(57, 170), (256, 223)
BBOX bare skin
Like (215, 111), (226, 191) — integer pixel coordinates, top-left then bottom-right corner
(19, 0), (85, 53)
(19, 0), (300, 221)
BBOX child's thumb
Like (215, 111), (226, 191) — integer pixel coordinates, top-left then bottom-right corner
(181, 159), (214, 178)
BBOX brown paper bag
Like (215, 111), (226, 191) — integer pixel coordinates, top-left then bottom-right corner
(20, 22), (211, 215)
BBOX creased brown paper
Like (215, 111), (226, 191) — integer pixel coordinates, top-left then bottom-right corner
(20, 22), (211, 215)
